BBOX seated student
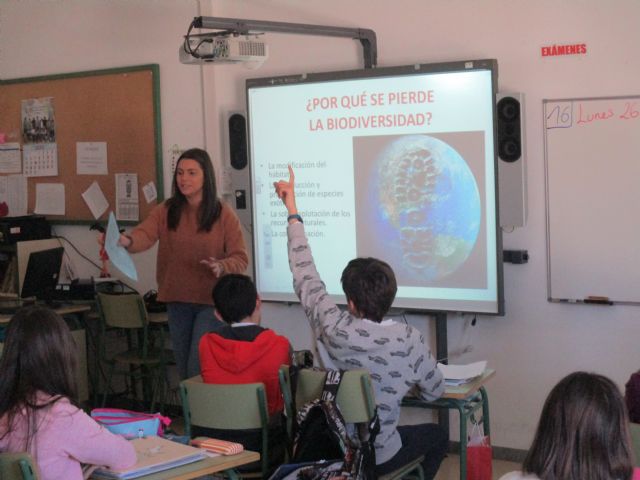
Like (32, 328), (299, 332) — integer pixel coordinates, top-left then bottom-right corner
(274, 166), (447, 480)
(0, 306), (136, 480)
(198, 274), (290, 455)
(500, 371), (640, 480)
(625, 369), (640, 424)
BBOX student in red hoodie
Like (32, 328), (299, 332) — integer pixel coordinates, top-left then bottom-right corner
(198, 274), (290, 466)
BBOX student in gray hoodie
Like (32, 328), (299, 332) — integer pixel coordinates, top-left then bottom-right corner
(274, 166), (447, 479)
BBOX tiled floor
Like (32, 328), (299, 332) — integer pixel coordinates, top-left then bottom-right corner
(434, 455), (520, 480)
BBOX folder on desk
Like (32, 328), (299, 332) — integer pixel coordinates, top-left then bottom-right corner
(438, 361), (487, 386)
(92, 436), (206, 479)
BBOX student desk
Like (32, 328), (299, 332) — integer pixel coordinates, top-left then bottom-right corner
(402, 369), (495, 480)
(90, 450), (260, 480)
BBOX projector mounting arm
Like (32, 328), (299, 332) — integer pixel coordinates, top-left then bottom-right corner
(194, 16), (377, 69)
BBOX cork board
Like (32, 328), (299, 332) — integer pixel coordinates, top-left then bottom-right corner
(0, 64), (163, 224)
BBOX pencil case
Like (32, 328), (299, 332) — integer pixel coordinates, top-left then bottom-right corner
(91, 408), (171, 439)
(192, 436), (244, 455)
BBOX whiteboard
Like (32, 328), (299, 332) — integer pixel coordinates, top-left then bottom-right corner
(544, 95), (640, 304)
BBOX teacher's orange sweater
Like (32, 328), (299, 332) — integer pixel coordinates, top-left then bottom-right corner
(129, 201), (248, 305)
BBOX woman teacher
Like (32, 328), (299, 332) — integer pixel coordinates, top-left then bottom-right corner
(121, 148), (248, 379)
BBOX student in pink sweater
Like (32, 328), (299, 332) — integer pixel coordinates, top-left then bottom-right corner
(0, 306), (136, 480)
(118, 148), (249, 379)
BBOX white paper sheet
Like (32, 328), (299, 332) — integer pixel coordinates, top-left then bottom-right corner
(437, 361), (486, 383)
(34, 183), (65, 215)
(77, 142), (108, 175)
(81, 181), (109, 219)
(115, 173), (139, 221)
(142, 181), (157, 203)
(105, 212), (138, 281)
(0, 175), (27, 216)
(0, 143), (22, 173)
(23, 143), (58, 177)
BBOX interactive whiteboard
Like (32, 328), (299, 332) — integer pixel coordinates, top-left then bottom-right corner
(247, 60), (504, 315)
(544, 95), (640, 305)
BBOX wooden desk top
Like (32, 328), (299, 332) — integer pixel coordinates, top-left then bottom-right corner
(128, 450), (260, 480)
(442, 369), (495, 400)
(0, 303), (91, 325)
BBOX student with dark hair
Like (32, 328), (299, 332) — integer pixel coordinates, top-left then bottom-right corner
(625, 370), (640, 424)
(500, 371), (640, 480)
(274, 166), (447, 480)
(200, 274), (291, 415)
(118, 148), (249, 379)
(198, 274), (290, 465)
(0, 306), (136, 480)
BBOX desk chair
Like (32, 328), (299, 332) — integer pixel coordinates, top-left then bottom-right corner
(0, 452), (39, 480)
(96, 292), (166, 411)
(180, 375), (278, 478)
(278, 367), (424, 480)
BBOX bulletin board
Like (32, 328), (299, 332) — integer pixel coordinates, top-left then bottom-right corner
(544, 95), (640, 305)
(0, 64), (163, 224)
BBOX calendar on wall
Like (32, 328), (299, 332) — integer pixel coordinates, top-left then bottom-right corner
(23, 143), (59, 177)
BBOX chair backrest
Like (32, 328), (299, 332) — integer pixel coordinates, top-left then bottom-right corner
(280, 366), (376, 423)
(0, 452), (39, 480)
(180, 375), (269, 435)
(96, 292), (148, 329)
(630, 422), (640, 467)
(180, 376), (271, 477)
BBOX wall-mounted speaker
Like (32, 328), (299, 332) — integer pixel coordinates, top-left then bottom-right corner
(228, 112), (248, 170)
(224, 111), (251, 228)
(497, 92), (527, 228)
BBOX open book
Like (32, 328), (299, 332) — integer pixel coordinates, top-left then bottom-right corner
(92, 436), (206, 479)
(437, 361), (487, 386)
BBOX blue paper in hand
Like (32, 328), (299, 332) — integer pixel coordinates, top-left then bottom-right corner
(105, 212), (138, 281)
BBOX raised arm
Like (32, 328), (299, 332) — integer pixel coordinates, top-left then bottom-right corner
(274, 166), (346, 340)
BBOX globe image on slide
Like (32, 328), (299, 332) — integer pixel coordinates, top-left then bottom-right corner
(373, 134), (481, 282)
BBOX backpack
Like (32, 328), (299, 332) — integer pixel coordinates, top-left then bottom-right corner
(282, 368), (379, 480)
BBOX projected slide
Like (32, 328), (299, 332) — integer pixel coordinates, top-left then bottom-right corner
(354, 133), (484, 289)
(247, 60), (502, 314)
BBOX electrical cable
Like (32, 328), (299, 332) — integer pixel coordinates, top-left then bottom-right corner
(51, 233), (137, 292)
(183, 19), (235, 59)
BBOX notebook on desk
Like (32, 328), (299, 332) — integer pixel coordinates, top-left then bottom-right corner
(92, 436), (206, 480)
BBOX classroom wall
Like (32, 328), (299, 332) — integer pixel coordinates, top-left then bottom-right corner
(3, 0), (640, 451)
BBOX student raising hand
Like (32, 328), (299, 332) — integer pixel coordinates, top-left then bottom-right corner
(273, 165), (298, 216)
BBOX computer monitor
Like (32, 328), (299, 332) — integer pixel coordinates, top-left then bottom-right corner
(20, 247), (64, 302)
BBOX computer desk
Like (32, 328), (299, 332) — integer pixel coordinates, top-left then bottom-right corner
(0, 303), (92, 325)
(402, 369), (495, 480)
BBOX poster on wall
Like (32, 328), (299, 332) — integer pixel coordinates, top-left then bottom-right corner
(21, 97), (58, 177)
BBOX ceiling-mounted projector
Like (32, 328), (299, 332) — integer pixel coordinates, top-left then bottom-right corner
(179, 35), (268, 65)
